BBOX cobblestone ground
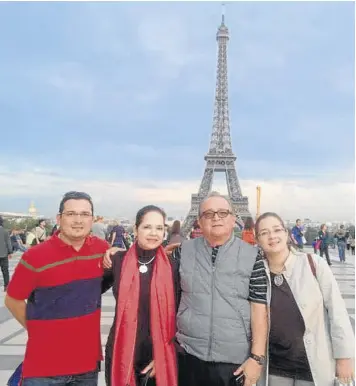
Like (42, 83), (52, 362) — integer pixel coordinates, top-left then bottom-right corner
(0, 247), (354, 384)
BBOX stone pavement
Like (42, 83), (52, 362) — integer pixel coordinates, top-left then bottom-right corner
(0, 247), (354, 385)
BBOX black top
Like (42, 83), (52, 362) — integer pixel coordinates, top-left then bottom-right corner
(269, 273), (313, 381)
(135, 246), (156, 370)
(102, 244), (180, 375)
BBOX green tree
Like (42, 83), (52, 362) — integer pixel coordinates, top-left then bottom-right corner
(3, 218), (52, 234)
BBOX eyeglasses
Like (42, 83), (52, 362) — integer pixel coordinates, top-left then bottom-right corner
(200, 209), (232, 220)
(60, 211), (93, 219)
(257, 228), (286, 238)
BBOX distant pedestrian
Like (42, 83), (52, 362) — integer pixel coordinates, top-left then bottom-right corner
(319, 224), (332, 266)
(0, 216), (12, 292)
(346, 236), (351, 251)
(350, 238), (355, 256)
(10, 228), (27, 253)
(190, 220), (203, 239)
(241, 217), (256, 245)
(291, 219), (305, 251)
(91, 216), (107, 240)
(335, 225), (347, 263)
(168, 220), (185, 245)
(110, 221), (125, 248)
(32, 219), (47, 246)
(50, 224), (59, 236)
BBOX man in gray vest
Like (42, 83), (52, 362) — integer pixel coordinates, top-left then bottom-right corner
(172, 193), (268, 386)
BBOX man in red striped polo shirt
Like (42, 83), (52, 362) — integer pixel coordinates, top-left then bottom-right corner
(5, 191), (109, 386)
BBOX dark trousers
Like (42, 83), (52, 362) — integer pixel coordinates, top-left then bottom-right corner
(0, 257), (9, 288)
(22, 370), (98, 385)
(178, 351), (239, 386)
(319, 247), (331, 265)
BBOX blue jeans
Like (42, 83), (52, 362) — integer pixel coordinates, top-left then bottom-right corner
(22, 370), (98, 385)
(338, 241), (346, 262)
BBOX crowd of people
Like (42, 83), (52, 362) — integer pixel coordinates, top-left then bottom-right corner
(0, 190), (354, 386)
(290, 220), (356, 265)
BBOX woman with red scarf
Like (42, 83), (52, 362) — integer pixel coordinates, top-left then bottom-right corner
(102, 205), (179, 386)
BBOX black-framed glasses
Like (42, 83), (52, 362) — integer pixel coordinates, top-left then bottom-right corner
(200, 209), (232, 220)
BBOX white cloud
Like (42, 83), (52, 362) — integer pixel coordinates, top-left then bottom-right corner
(0, 166), (353, 222)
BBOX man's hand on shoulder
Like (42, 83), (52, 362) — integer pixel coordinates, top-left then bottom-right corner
(164, 243), (181, 257)
(103, 247), (124, 269)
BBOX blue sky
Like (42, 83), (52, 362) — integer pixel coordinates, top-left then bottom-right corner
(0, 1), (354, 221)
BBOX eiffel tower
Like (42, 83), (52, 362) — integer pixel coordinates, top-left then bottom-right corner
(181, 9), (251, 237)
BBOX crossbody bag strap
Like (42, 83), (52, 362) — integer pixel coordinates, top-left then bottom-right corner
(307, 253), (317, 277)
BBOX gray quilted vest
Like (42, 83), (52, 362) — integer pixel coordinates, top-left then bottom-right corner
(176, 234), (257, 364)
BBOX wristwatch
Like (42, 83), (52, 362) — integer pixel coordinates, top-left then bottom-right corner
(250, 353), (266, 365)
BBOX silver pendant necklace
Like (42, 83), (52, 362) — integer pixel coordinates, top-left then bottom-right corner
(271, 252), (289, 287)
(138, 256), (155, 274)
(274, 273), (284, 287)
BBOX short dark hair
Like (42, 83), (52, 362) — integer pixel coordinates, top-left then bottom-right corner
(37, 219), (46, 226)
(0, 216), (3, 226)
(59, 191), (94, 214)
(135, 205), (166, 228)
(296, 219), (301, 223)
(255, 212), (286, 235)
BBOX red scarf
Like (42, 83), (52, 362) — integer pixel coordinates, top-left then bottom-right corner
(111, 243), (177, 386)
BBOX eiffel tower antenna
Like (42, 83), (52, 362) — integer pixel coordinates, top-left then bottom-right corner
(221, 2), (225, 25)
(181, 7), (251, 237)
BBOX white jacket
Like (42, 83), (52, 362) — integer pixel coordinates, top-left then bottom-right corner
(262, 252), (354, 386)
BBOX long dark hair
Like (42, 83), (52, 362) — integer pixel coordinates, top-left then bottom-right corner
(170, 220), (181, 235)
(244, 217), (254, 231)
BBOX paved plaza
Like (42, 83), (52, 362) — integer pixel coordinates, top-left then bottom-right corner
(0, 248), (354, 385)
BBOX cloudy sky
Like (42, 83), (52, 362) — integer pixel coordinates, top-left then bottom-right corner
(0, 1), (354, 221)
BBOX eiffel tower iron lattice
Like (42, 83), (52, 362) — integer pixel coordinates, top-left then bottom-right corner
(181, 10), (251, 237)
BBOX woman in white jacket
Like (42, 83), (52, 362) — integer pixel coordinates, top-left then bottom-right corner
(255, 212), (354, 386)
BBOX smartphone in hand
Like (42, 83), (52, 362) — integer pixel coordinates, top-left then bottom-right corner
(230, 373), (245, 386)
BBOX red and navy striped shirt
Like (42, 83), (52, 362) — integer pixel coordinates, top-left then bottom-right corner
(7, 233), (109, 378)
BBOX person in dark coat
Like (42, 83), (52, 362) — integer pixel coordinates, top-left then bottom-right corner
(318, 224), (332, 266)
(0, 216), (12, 291)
